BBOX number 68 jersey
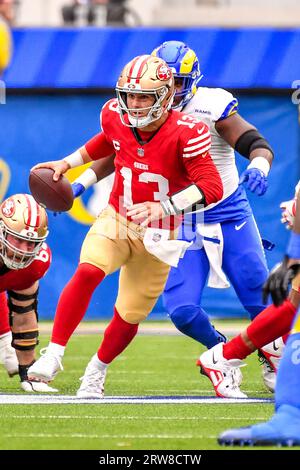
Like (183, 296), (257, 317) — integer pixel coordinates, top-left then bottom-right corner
(86, 98), (223, 219)
(0, 243), (51, 293)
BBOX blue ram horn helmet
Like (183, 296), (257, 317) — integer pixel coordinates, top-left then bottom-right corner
(152, 40), (202, 109)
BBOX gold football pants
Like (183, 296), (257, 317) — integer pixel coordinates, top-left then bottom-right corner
(80, 205), (171, 324)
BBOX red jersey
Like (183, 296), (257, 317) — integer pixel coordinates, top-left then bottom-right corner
(0, 243), (51, 293)
(85, 99), (223, 223)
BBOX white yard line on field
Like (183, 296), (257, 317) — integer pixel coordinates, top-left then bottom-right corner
(5, 433), (216, 439)
(5, 415), (267, 421)
(0, 394), (273, 405)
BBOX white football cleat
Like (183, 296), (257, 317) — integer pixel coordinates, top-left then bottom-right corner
(0, 332), (18, 377)
(76, 354), (107, 399)
(232, 367), (243, 387)
(261, 361), (276, 393)
(21, 380), (58, 393)
(197, 343), (247, 398)
(259, 337), (285, 392)
(28, 347), (63, 383)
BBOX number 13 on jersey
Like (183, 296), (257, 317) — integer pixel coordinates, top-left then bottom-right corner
(120, 167), (169, 207)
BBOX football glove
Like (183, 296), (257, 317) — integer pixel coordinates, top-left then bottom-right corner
(262, 255), (300, 306)
(239, 168), (268, 196)
(280, 198), (296, 229)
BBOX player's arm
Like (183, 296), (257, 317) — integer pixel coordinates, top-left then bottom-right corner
(263, 190), (300, 306)
(8, 281), (40, 368)
(31, 132), (115, 182)
(71, 154), (115, 197)
(216, 113), (274, 196)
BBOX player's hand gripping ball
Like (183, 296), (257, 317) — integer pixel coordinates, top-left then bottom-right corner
(29, 168), (74, 212)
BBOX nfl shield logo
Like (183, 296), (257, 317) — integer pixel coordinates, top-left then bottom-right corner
(137, 148), (144, 157)
(152, 232), (162, 242)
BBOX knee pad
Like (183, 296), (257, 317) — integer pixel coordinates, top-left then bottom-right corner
(8, 290), (40, 351)
(170, 305), (200, 329)
(8, 289), (39, 326)
(12, 329), (39, 351)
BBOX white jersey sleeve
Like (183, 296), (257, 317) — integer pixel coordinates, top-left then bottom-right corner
(183, 87), (240, 209)
(188, 87), (238, 123)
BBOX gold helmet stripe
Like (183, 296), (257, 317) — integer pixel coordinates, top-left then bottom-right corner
(179, 50), (197, 75)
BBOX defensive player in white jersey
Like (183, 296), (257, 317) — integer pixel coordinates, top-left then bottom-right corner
(71, 41), (275, 396)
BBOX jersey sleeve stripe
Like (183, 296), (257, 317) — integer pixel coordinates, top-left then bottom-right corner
(183, 133), (211, 152)
(186, 130), (210, 145)
(218, 99), (238, 121)
(183, 139), (211, 153)
(183, 143), (211, 158)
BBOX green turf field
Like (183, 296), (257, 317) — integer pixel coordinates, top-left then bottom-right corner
(0, 324), (297, 451)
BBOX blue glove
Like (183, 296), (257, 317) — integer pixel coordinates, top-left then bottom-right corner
(239, 168), (268, 196)
(72, 182), (86, 198)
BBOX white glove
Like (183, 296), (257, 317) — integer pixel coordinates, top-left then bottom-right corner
(280, 198), (297, 229)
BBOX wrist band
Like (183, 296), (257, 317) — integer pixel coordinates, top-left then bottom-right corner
(63, 150), (84, 168)
(247, 157), (270, 176)
(74, 168), (97, 189)
(161, 184), (205, 216)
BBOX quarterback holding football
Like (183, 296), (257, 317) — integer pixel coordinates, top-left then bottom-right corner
(28, 54), (223, 397)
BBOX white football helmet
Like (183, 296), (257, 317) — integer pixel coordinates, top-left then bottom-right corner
(0, 194), (48, 270)
(116, 54), (174, 128)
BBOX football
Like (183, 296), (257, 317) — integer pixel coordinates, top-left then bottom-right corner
(29, 167), (74, 212)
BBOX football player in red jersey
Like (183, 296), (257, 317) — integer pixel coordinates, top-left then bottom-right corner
(28, 55), (223, 397)
(0, 193), (57, 392)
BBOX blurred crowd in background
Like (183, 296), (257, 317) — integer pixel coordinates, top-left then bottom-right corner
(1, 0), (300, 28)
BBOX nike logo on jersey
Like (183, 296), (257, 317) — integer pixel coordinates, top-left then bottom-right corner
(235, 221), (247, 231)
(273, 341), (279, 352)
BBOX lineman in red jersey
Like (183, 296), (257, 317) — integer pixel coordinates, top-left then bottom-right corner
(0, 193), (56, 392)
(28, 55), (223, 397)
